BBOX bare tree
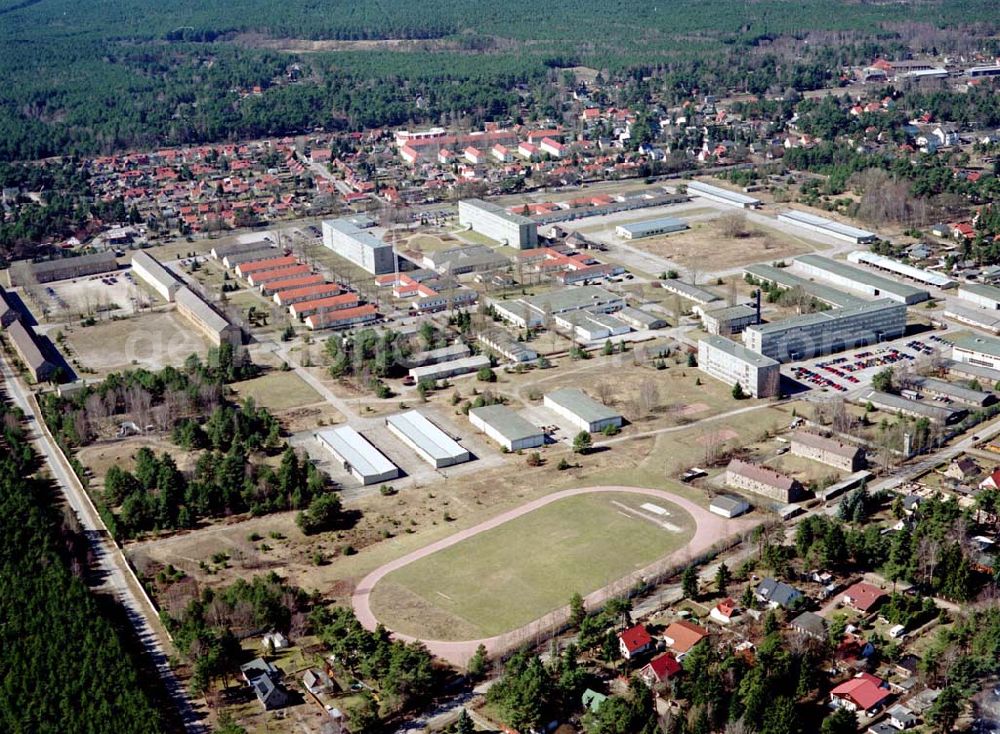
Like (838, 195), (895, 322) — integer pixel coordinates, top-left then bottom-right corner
(595, 381), (616, 406)
(719, 211), (752, 238)
(636, 379), (660, 418)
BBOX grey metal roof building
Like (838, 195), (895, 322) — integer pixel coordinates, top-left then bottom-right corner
(660, 278), (723, 306)
(131, 250), (182, 302)
(908, 376), (994, 407)
(477, 329), (538, 363)
(458, 199), (538, 249)
(222, 246), (283, 270)
(403, 343), (471, 369)
(490, 285), (625, 329)
(614, 306), (667, 331)
(946, 359), (1000, 385)
(616, 216), (688, 240)
(958, 282), (1000, 310)
(469, 404), (545, 451)
(6, 320), (55, 382)
(174, 286), (241, 348)
(743, 299), (906, 363)
(793, 254), (929, 304)
(778, 210), (876, 244)
(543, 387), (622, 433)
(0, 285), (22, 328)
(709, 494), (751, 518)
(408, 354), (491, 382)
(687, 180), (761, 208)
(742, 263), (863, 309)
(211, 239), (273, 260)
(943, 304), (1000, 334)
(9, 251), (117, 286)
(862, 390), (966, 424)
(316, 426), (398, 485)
(422, 244), (510, 275)
(322, 218), (396, 275)
(385, 410), (470, 468)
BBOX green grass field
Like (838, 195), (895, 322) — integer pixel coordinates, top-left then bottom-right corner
(368, 491), (694, 640)
(230, 371), (323, 411)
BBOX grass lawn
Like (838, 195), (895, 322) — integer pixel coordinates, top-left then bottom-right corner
(230, 371), (323, 411)
(368, 491), (694, 640)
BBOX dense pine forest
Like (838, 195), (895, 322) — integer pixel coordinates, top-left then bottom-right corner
(0, 395), (167, 733)
(0, 0), (997, 161)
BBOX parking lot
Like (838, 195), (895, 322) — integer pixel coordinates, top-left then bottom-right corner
(39, 268), (151, 320)
(782, 334), (947, 397)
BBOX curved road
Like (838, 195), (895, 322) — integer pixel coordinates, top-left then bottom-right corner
(352, 485), (757, 666)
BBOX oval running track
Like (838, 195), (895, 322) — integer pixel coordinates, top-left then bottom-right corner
(351, 485), (757, 667)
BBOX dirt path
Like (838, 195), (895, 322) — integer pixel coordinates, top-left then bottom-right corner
(351, 485), (757, 667)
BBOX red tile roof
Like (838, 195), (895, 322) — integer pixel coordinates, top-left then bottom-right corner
(643, 652), (682, 681)
(842, 582), (887, 613)
(619, 624), (653, 654)
(831, 674), (889, 711)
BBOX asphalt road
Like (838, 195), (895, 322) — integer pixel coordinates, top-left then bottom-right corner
(0, 353), (207, 733)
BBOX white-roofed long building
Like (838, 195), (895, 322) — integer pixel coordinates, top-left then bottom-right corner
(847, 251), (955, 290)
(778, 210), (877, 244)
(316, 426), (398, 485)
(687, 180), (761, 208)
(793, 254), (928, 304)
(385, 410), (470, 468)
(131, 250), (181, 302)
(469, 404), (545, 451)
(458, 199), (538, 249)
(322, 218), (396, 274)
(543, 387), (622, 433)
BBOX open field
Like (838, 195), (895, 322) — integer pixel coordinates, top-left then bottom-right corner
(230, 371), (324, 411)
(57, 309), (212, 375)
(624, 217), (824, 272)
(368, 491), (695, 639)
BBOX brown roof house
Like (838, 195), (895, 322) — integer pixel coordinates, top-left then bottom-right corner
(790, 430), (866, 472)
(725, 459), (805, 503)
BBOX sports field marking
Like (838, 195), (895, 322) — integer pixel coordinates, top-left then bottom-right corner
(352, 485), (759, 666)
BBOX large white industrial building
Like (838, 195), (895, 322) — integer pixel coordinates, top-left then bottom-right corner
(777, 210), (877, 244)
(469, 404), (545, 451)
(793, 254), (929, 304)
(950, 332), (1000, 371)
(698, 335), (781, 398)
(322, 218), (396, 275)
(131, 251), (181, 302)
(543, 387), (622, 433)
(742, 299), (906, 363)
(458, 199), (538, 249)
(316, 426), (399, 485)
(686, 181), (761, 208)
(958, 282), (1000, 310)
(385, 410), (470, 468)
